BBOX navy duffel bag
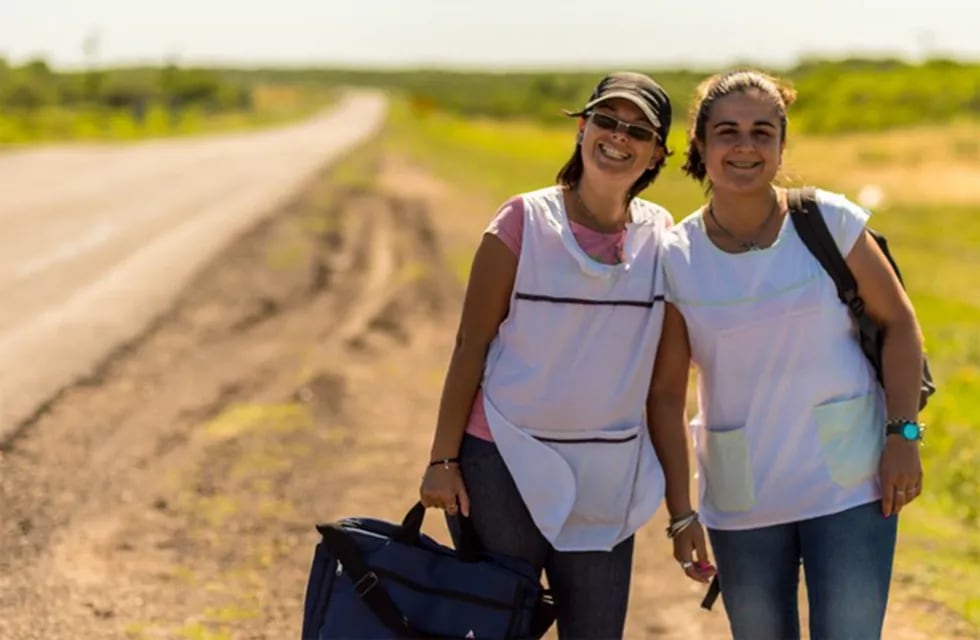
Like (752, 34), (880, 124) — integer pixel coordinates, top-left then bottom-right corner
(301, 502), (555, 639)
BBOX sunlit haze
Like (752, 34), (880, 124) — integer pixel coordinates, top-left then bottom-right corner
(4, 0), (978, 70)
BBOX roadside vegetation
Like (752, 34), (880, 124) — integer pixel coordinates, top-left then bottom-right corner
(0, 59), (332, 143)
(270, 57), (978, 133)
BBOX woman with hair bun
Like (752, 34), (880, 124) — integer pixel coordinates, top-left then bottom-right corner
(651, 69), (926, 639)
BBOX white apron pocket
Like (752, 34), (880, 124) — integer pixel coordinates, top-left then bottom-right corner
(703, 426), (756, 513)
(483, 397), (577, 544)
(813, 392), (883, 488)
(524, 424), (643, 533)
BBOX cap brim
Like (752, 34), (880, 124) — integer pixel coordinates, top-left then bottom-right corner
(584, 92), (662, 131)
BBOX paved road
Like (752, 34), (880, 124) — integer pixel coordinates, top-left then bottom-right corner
(0, 92), (387, 439)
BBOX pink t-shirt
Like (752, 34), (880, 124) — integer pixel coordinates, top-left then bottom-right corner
(465, 194), (637, 442)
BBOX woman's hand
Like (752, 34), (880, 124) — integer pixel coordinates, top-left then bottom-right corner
(879, 437), (923, 517)
(672, 522), (716, 583)
(420, 463), (470, 518)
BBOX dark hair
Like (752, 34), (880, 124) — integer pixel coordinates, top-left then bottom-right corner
(555, 117), (672, 202)
(682, 70), (797, 184)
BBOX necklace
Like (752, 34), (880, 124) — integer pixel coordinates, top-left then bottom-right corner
(707, 190), (780, 252)
(571, 187), (628, 233)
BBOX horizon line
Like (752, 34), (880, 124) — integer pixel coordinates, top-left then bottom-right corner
(5, 50), (978, 74)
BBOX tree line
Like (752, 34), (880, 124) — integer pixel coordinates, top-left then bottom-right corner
(1, 57), (977, 137)
(255, 57), (979, 134)
(0, 58), (252, 121)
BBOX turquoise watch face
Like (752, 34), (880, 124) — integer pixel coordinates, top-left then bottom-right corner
(901, 423), (921, 440)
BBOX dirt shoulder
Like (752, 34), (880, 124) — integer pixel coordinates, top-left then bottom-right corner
(0, 142), (970, 639)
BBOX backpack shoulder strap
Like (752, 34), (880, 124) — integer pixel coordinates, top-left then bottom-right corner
(787, 187), (863, 316)
(788, 188), (934, 406)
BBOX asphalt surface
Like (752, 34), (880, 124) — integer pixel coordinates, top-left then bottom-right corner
(0, 91), (387, 438)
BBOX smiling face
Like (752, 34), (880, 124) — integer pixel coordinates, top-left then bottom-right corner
(697, 89), (785, 194)
(579, 98), (664, 190)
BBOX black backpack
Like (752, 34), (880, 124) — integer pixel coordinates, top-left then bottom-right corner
(787, 187), (935, 409)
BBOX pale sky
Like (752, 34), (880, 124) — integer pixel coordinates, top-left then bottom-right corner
(3, 0), (978, 70)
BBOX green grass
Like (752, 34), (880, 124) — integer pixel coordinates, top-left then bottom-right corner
(386, 99), (980, 630)
(893, 506), (980, 633)
(0, 90), (334, 145)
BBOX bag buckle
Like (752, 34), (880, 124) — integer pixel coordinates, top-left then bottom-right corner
(353, 571), (378, 597)
(842, 290), (865, 315)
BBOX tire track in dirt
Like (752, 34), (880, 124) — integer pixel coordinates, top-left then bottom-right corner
(0, 144), (457, 638)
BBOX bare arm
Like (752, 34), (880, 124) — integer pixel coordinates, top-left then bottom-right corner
(648, 303), (714, 581)
(846, 231), (925, 516)
(648, 303), (694, 518)
(428, 233), (517, 460)
(847, 232), (925, 420)
(420, 233), (516, 516)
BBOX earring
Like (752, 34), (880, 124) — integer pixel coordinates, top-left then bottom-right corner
(576, 131), (583, 145)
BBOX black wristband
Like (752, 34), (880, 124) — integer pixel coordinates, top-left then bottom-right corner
(428, 457), (460, 469)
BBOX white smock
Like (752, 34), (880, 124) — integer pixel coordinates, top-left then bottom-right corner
(663, 189), (885, 530)
(482, 185), (671, 551)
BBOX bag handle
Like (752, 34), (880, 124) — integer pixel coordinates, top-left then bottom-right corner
(394, 501), (483, 562)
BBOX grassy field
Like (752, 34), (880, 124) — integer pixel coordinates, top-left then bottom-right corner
(384, 100), (980, 630)
(0, 83), (333, 145)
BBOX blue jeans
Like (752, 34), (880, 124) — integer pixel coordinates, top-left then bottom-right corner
(709, 501), (898, 640)
(448, 434), (634, 640)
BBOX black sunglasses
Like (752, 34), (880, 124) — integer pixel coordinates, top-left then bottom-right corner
(589, 112), (657, 142)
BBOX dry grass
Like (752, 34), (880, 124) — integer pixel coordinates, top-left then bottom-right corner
(784, 121), (980, 206)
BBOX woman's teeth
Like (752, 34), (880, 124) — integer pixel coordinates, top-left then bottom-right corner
(599, 143), (630, 161)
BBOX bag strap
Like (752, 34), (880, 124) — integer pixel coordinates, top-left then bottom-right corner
(317, 524), (420, 639)
(787, 188), (860, 311)
(531, 591), (557, 638)
(701, 576), (721, 611)
(787, 188), (882, 338)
